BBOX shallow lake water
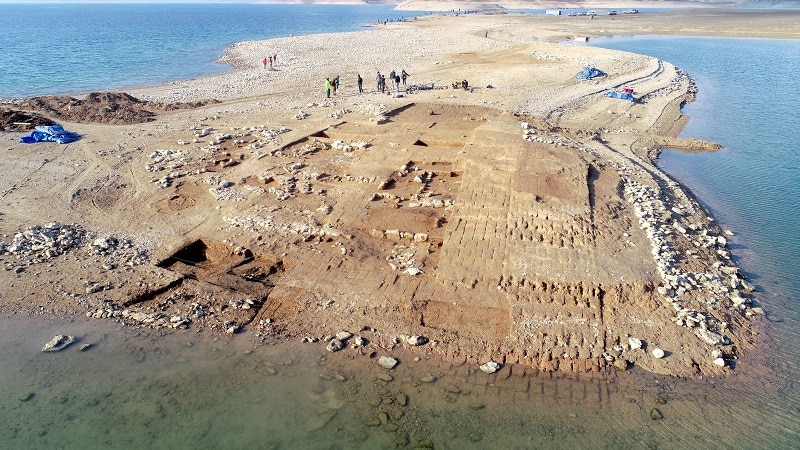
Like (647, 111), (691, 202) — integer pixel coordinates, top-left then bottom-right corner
(1, 314), (796, 449)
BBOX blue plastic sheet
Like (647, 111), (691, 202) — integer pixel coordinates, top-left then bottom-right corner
(575, 66), (606, 80)
(19, 125), (80, 144)
(605, 90), (636, 101)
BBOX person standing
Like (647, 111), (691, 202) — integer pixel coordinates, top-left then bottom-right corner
(262, 57), (268, 69)
(381, 74), (386, 93)
(401, 69), (409, 87)
(325, 78), (332, 98)
(333, 75), (339, 95)
(376, 72), (382, 92)
(389, 70), (396, 90)
(357, 73), (363, 94)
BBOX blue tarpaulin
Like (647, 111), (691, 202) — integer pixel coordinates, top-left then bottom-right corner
(575, 66), (606, 80)
(20, 125), (80, 144)
(605, 90), (636, 101)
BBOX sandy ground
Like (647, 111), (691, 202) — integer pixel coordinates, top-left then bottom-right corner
(1, 9), (787, 378)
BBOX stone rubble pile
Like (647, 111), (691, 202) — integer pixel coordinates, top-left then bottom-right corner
(359, 103), (389, 116)
(638, 68), (697, 104)
(146, 149), (186, 173)
(332, 139), (370, 152)
(89, 235), (149, 267)
(276, 138), (328, 158)
(386, 244), (423, 275)
(145, 148), (206, 189)
(147, 125), (293, 190)
(521, 122), (576, 146)
(209, 185), (246, 201)
(223, 215), (343, 240)
(85, 292), (256, 333)
(622, 177), (753, 345)
(206, 175), (245, 201)
(87, 304), (193, 330)
(0, 222), (85, 266)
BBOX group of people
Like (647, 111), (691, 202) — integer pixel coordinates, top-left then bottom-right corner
(325, 69), (410, 98)
(262, 53), (277, 69)
(375, 69), (409, 94)
(452, 79), (469, 90)
(325, 75), (340, 98)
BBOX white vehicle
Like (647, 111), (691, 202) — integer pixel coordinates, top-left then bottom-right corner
(623, 9), (639, 14)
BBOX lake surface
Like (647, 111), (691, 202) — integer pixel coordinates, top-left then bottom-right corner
(0, 3), (416, 99)
(2, 312), (796, 449)
(0, 7), (798, 448)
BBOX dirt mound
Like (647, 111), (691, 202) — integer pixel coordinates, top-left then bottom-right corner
(0, 109), (55, 131)
(18, 92), (220, 125)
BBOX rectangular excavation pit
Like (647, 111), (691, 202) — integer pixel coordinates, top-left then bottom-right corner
(156, 239), (251, 277)
(156, 239), (283, 289)
(127, 239), (286, 327)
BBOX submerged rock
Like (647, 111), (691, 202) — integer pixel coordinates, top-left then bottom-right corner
(650, 407), (664, 420)
(42, 335), (76, 352)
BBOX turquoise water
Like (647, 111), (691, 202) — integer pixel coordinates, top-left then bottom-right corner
(592, 34), (800, 447)
(0, 3), (416, 99)
(2, 313), (798, 449)
(592, 35), (800, 322)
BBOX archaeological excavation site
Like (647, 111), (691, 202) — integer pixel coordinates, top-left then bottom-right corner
(0, 97), (762, 379)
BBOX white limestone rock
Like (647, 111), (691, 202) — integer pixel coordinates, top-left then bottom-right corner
(42, 335), (76, 352)
(479, 361), (501, 374)
(695, 328), (728, 346)
(335, 331), (352, 341)
(406, 335), (428, 346)
(378, 356), (398, 369)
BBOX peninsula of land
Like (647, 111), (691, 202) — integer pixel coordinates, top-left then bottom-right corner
(3, 9), (793, 378)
